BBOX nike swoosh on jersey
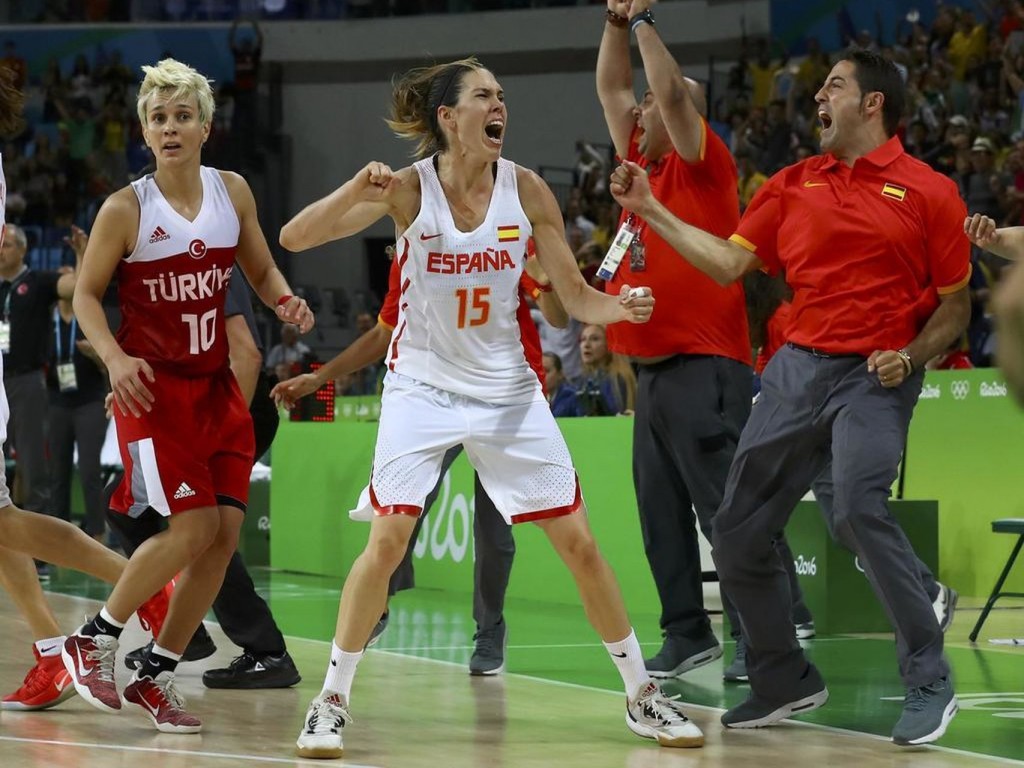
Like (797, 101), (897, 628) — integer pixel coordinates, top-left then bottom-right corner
(803, 181), (828, 187)
(419, 233), (443, 241)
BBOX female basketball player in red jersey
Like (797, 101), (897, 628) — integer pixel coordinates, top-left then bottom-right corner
(281, 58), (703, 759)
(0, 63), (170, 713)
(66, 58), (313, 734)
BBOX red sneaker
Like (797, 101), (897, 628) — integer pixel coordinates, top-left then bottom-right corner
(61, 631), (121, 712)
(2, 646), (77, 711)
(123, 672), (202, 733)
(137, 581), (174, 639)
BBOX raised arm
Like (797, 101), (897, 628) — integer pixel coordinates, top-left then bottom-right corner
(631, 1), (704, 161)
(518, 167), (652, 326)
(72, 188), (156, 417)
(56, 224), (87, 300)
(597, 1), (638, 159)
(223, 171), (314, 333)
(610, 161), (760, 284)
(279, 162), (415, 252)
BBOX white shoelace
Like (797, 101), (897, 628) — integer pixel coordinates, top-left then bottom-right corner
(151, 674), (187, 711)
(636, 686), (692, 725)
(306, 696), (352, 735)
(87, 637), (119, 684)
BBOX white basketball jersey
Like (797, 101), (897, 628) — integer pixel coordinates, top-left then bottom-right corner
(387, 156), (537, 404)
(0, 154), (8, 440)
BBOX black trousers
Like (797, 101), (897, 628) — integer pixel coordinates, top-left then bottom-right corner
(388, 445), (515, 633)
(48, 398), (108, 536)
(106, 371), (286, 655)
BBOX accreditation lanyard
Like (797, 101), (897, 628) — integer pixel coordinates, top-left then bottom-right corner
(0, 270), (29, 354)
(54, 307), (78, 392)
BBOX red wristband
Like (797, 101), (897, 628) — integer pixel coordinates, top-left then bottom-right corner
(536, 282), (553, 293)
(277, 294), (294, 307)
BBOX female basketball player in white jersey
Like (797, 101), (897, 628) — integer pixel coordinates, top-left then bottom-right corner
(282, 58), (703, 758)
(66, 59), (312, 733)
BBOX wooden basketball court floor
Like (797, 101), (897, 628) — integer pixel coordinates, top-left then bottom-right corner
(1, 570), (1021, 768)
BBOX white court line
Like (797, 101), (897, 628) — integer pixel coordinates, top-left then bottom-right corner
(363, 637), (858, 653)
(0, 736), (383, 767)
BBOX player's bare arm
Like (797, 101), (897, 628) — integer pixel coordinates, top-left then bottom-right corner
(610, 161), (760, 284)
(223, 171), (314, 333)
(524, 253), (569, 329)
(271, 322), (392, 408)
(72, 187), (156, 418)
(279, 163), (419, 251)
(518, 167), (653, 326)
(597, 0), (638, 158)
(225, 314), (262, 404)
(964, 213), (1024, 260)
(631, 1), (704, 162)
(993, 259), (1024, 404)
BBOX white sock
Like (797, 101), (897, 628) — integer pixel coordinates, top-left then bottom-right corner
(35, 636), (66, 657)
(321, 642), (363, 701)
(151, 644), (182, 662)
(604, 629), (651, 697)
(99, 606), (126, 630)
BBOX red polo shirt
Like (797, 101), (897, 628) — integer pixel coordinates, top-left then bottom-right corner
(605, 120), (750, 363)
(731, 136), (971, 356)
(378, 254), (547, 391)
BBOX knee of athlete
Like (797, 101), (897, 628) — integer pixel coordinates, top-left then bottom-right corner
(366, 529), (411, 572)
(562, 530), (603, 572)
(172, 512), (222, 557)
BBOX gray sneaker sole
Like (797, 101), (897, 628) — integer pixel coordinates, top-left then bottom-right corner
(646, 644), (723, 679)
(893, 697), (959, 746)
(723, 687), (829, 728)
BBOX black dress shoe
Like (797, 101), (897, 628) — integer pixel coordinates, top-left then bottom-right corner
(202, 650), (301, 689)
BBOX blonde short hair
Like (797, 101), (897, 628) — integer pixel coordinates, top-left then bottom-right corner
(136, 58), (216, 127)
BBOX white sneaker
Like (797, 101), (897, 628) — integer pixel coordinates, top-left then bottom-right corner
(933, 583), (958, 633)
(626, 680), (704, 748)
(295, 693), (352, 759)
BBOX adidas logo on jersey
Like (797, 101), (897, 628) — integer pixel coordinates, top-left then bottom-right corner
(149, 226), (171, 244)
(173, 482), (196, 500)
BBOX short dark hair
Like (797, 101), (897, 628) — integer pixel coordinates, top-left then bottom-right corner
(840, 48), (905, 137)
(543, 351), (563, 372)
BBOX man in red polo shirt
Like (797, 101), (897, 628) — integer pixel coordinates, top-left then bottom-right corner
(611, 49), (970, 746)
(598, 0), (759, 681)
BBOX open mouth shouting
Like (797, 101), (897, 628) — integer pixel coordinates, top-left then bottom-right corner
(485, 119), (504, 146)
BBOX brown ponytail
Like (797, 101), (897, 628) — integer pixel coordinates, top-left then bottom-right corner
(0, 64), (25, 138)
(386, 57), (482, 159)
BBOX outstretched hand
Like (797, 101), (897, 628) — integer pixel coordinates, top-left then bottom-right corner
(270, 372), (322, 409)
(609, 161), (654, 216)
(964, 213), (1000, 251)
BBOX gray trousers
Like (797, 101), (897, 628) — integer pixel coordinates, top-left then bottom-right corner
(48, 398), (108, 536)
(633, 355), (753, 640)
(713, 345), (947, 693)
(389, 445), (514, 632)
(4, 370), (51, 513)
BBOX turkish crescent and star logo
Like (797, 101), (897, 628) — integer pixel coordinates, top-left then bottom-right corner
(188, 239), (207, 259)
(951, 380), (970, 400)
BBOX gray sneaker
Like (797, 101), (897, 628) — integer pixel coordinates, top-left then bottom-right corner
(723, 639), (748, 683)
(644, 634), (722, 679)
(469, 620), (506, 676)
(365, 611), (389, 649)
(892, 677), (958, 746)
(932, 584), (958, 633)
(794, 621), (816, 640)
(722, 662), (828, 728)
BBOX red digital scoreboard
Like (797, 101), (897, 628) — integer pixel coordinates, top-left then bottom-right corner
(289, 362), (335, 422)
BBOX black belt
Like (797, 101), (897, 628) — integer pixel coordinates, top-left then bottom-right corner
(787, 342), (863, 359)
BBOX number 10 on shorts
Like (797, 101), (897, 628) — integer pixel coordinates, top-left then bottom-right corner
(182, 309), (217, 354)
(456, 287), (490, 328)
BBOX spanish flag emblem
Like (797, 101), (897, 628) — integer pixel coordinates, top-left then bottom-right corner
(881, 183), (907, 202)
(497, 225), (520, 242)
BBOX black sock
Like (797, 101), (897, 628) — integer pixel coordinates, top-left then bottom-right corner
(140, 649), (179, 680)
(82, 613), (124, 639)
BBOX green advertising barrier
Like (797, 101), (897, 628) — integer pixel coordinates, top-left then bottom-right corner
(270, 369), (1024, 611)
(784, 500), (938, 635)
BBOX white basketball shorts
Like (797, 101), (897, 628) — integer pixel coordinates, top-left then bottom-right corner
(352, 373), (581, 525)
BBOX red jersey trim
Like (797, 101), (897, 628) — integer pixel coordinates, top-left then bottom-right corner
(508, 478), (582, 524)
(369, 484), (421, 518)
(937, 265), (972, 295)
(377, 316), (395, 332)
(388, 319), (407, 372)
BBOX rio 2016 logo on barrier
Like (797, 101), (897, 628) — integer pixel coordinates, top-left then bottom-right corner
(794, 555), (817, 576)
(950, 380), (970, 400)
(413, 473), (473, 563)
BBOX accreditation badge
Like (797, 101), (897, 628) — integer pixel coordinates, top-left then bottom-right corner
(629, 238), (646, 272)
(57, 363), (78, 392)
(0, 321), (10, 353)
